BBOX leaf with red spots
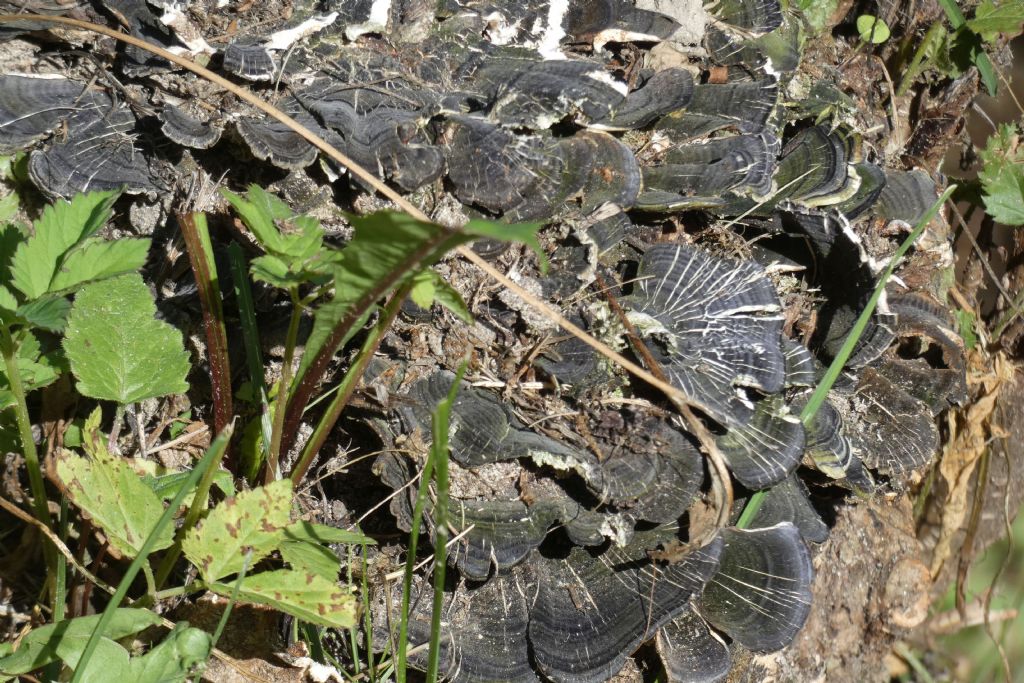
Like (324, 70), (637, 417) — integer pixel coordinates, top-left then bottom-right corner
(182, 479), (292, 582)
(209, 569), (357, 629)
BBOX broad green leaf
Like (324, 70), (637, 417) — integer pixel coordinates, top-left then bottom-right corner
(979, 123), (1024, 225)
(55, 409), (173, 558)
(284, 520), (374, 545)
(409, 269), (436, 310)
(968, 0), (1024, 41)
(10, 190), (119, 300)
(48, 238), (151, 293)
(279, 539), (341, 579)
(856, 14), (890, 43)
(209, 569), (356, 628)
(17, 295), (70, 332)
(0, 609), (159, 680)
(222, 186), (291, 253)
(182, 479), (292, 582)
(64, 273), (190, 403)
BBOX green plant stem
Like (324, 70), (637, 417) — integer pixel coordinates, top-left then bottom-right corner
(0, 327), (52, 532)
(426, 369), (461, 683)
(396, 455), (436, 683)
(153, 426), (234, 591)
(54, 497), (68, 621)
(289, 283), (412, 487)
(737, 185), (956, 529)
(180, 212), (234, 465)
(71, 426), (229, 683)
(266, 290), (303, 484)
(142, 562), (156, 599)
(361, 543), (377, 683)
(152, 582), (208, 601)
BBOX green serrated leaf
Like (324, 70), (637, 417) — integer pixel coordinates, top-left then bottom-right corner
(0, 609), (160, 679)
(64, 273), (190, 404)
(979, 123), (1024, 225)
(49, 238), (151, 294)
(409, 270), (436, 310)
(10, 190), (119, 300)
(56, 411), (173, 558)
(182, 479), (292, 582)
(968, 0), (1024, 41)
(17, 295), (71, 332)
(209, 569), (356, 628)
(0, 285), (16, 316)
(856, 14), (890, 43)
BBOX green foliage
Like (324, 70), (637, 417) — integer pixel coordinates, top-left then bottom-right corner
(956, 309), (979, 350)
(409, 269), (473, 322)
(795, 0), (838, 33)
(222, 186), (338, 289)
(63, 273), (190, 404)
(182, 478), (292, 582)
(55, 409), (174, 558)
(0, 609), (160, 681)
(209, 569), (356, 629)
(978, 123), (1024, 226)
(856, 15), (890, 43)
(9, 190), (147, 300)
(967, 0), (1024, 41)
(0, 330), (59, 411)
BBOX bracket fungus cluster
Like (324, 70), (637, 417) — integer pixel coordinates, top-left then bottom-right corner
(0, 0), (969, 679)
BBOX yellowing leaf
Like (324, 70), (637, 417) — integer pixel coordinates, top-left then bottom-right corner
(55, 410), (173, 559)
(64, 273), (190, 404)
(182, 479), (292, 582)
(209, 569), (357, 628)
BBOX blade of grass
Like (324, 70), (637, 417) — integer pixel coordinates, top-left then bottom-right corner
(426, 363), (464, 682)
(179, 212), (233, 467)
(228, 243), (273, 482)
(737, 185), (956, 529)
(154, 422), (234, 591)
(71, 424), (233, 683)
(395, 454), (435, 683)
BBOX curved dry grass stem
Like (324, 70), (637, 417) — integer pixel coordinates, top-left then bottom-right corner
(0, 13), (697, 411)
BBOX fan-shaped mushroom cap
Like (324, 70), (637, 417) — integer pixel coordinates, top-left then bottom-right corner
(698, 523), (813, 652)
